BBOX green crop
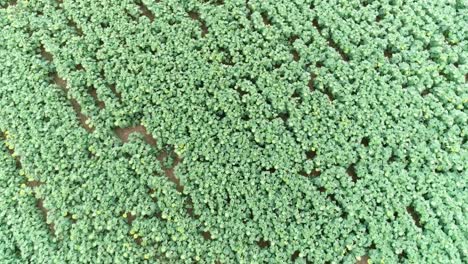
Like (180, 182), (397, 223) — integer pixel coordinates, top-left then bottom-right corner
(0, 0), (466, 263)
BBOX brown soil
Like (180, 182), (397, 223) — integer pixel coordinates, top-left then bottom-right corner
(157, 151), (183, 192)
(109, 84), (122, 100)
(25, 180), (43, 187)
(41, 46), (94, 132)
(356, 255), (369, 264)
(406, 206), (422, 228)
(201, 231), (212, 240)
(125, 212), (136, 225)
(256, 239), (271, 248)
(114, 125), (184, 192)
(40, 45), (53, 62)
(308, 72), (316, 92)
(185, 198), (199, 219)
(50, 73), (94, 133)
(36, 199), (55, 235)
(67, 19), (83, 36)
(346, 164), (358, 183)
(88, 87), (105, 109)
(188, 11), (208, 37)
(138, 2), (155, 22)
(114, 125), (156, 146)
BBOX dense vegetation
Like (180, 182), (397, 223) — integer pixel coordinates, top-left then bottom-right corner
(0, 0), (466, 263)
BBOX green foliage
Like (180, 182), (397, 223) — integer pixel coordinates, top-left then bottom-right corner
(0, 0), (466, 263)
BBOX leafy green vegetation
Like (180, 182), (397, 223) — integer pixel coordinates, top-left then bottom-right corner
(0, 0), (466, 263)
